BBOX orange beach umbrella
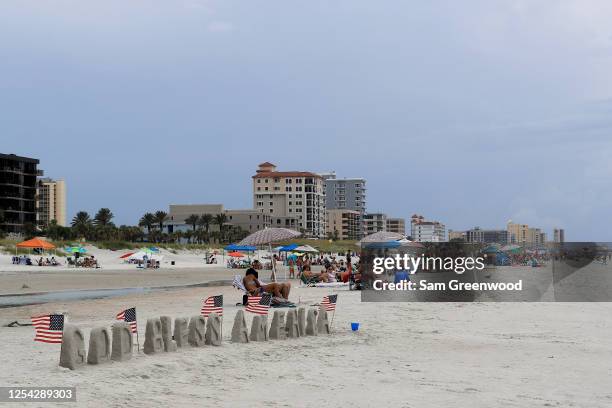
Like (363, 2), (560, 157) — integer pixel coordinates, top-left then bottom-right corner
(228, 251), (244, 258)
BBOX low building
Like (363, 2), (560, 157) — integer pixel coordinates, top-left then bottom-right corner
(386, 217), (406, 235)
(0, 153), (40, 234)
(225, 209), (273, 233)
(465, 227), (509, 244)
(363, 212), (387, 235)
(448, 230), (466, 241)
(410, 214), (446, 242)
(326, 209), (361, 240)
(36, 178), (66, 228)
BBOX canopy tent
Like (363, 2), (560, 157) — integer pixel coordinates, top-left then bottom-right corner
(224, 244), (257, 252)
(278, 244), (299, 252)
(16, 238), (55, 250)
(293, 245), (319, 253)
(129, 250), (163, 261)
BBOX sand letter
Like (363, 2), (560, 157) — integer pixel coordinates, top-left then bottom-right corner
(205, 313), (222, 346)
(285, 309), (300, 338)
(269, 310), (286, 340)
(188, 315), (206, 347)
(249, 315), (269, 342)
(317, 306), (330, 334)
(87, 326), (111, 364)
(111, 322), (133, 362)
(160, 316), (177, 352)
(59, 325), (86, 370)
(174, 317), (189, 348)
(305, 309), (318, 336)
(297, 307), (306, 336)
(231, 310), (249, 343)
(143, 318), (164, 354)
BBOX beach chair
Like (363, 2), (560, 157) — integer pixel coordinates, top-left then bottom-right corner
(232, 275), (296, 308)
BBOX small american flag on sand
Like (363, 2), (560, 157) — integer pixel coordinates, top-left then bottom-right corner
(245, 293), (272, 315)
(32, 314), (64, 344)
(201, 295), (223, 317)
(321, 294), (338, 311)
(116, 307), (137, 333)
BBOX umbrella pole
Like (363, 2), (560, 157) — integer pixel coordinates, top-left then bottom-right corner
(269, 243), (276, 282)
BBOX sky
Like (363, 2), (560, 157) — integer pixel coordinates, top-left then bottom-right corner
(1, 0), (612, 240)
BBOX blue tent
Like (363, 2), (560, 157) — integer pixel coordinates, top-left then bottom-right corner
(224, 244), (257, 252)
(279, 244), (299, 251)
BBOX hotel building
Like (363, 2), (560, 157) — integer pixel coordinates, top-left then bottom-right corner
(321, 172), (366, 237)
(386, 217), (406, 234)
(36, 178), (66, 227)
(326, 209), (361, 240)
(410, 214), (446, 242)
(252, 162), (325, 238)
(0, 153), (40, 234)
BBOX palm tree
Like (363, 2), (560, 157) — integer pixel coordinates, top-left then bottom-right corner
(198, 214), (213, 242)
(153, 211), (167, 232)
(94, 208), (114, 226)
(214, 213), (228, 242)
(71, 211), (92, 238)
(185, 214), (199, 232)
(139, 212), (155, 234)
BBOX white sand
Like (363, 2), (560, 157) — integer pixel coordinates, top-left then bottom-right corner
(1, 283), (611, 407)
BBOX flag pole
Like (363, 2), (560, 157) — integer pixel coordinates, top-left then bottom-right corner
(329, 309), (336, 333)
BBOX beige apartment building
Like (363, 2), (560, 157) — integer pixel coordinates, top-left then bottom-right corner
(252, 162), (325, 238)
(386, 217), (406, 234)
(326, 209), (360, 240)
(363, 212), (387, 235)
(36, 178), (66, 227)
(507, 221), (546, 246)
(164, 204), (273, 234)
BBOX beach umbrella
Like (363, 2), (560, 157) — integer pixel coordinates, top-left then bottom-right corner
(293, 245), (319, 253)
(358, 231), (405, 245)
(279, 244), (299, 252)
(228, 251), (245, 258)
(119, 252), (134, 259)
(238, 227), (301, 281)
(65, 246), (87, 254)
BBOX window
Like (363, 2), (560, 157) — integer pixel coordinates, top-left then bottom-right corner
(269, 209), (273, 213)
(257, 187), (261, 191)
(274, 177), (280, 182)
(257, 179), (261, 183)
(285, 187), (292, 191)
(265, 179), (269, 183)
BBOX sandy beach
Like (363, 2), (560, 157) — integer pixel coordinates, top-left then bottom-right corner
(1, 267), (611, 407)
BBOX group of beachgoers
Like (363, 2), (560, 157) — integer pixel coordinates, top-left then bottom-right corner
(12, 255), (60, 266)
(67, 255), (100, 268)
(288, 253), (358, 284)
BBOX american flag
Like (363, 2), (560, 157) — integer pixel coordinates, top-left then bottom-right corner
(245, 293), (272, 315)
(201, 295), (223, 317)
(116, 307), (137, 333)
(31, 314), (64, 344)
(321, 294), (338, 311)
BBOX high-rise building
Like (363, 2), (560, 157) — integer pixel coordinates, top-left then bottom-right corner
(363, 212), (387, 235)
(0, 153), (40, 234)
(321, 172), (366, 237)
(386, 217), (406, 234)
(410, 214), (446, 242)
(553, 228), (565, 243)
(36, 178), (66, 227)
(326, 209), (361, 240)
(253, 162), (325, 238)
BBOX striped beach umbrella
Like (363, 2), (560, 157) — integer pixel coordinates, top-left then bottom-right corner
(238, 228), (301, 246)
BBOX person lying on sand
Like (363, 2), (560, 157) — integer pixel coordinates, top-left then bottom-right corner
(243, 268), (291, 300)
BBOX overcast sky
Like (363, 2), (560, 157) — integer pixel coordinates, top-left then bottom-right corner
(2, 1), (612, 240)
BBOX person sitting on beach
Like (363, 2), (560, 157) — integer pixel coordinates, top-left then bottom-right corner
(243, 268), (291, 300)
(251, 259), (262, 270)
